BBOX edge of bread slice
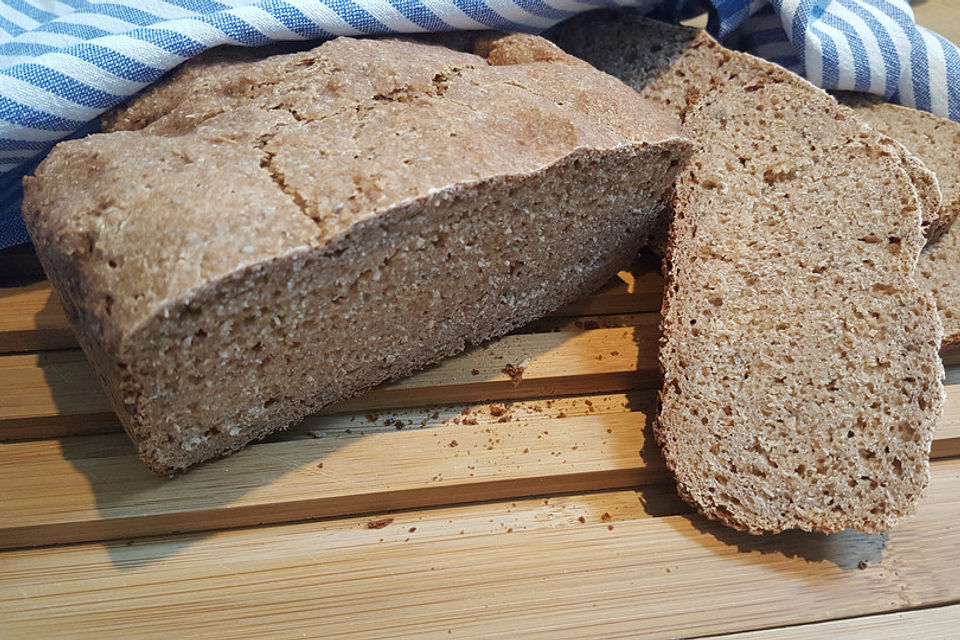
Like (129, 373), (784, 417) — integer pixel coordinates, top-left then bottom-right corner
(836, 92), (960, 240)
(836, 91), (960, 345)
(549, 11), (944, 242)
(552, 12), (945, 533)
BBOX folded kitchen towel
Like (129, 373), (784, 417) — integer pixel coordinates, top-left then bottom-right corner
(1, 0), (958, 249)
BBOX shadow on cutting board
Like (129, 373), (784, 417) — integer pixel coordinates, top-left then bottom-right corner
(53, 424), (359, 570)
(47, 321), (566, 570)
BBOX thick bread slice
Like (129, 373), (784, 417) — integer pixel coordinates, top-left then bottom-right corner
(23, 34), (692, 474)
(836, 93), (960, 345)
(550, 11), (944, 242)
(552, 13), (944, 533)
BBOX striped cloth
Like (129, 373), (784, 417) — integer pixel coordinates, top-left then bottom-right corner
(1, 0), (958, 248)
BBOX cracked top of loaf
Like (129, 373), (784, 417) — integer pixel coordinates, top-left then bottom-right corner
(24, 34), (684, 342)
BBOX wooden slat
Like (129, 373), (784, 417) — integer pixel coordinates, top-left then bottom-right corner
(0, 261), (665, 354)
(3, 376), (960, 551)
(939, 367), (960, 457)
(4, 336), (959, 458)
(0, 282), (74, 353)
(0, 350), (116, 438)
(552, 261), (663, 316)
(1, 457), (958, 639)
(0, 321), (661, 439)
(0, 391), (664, 549)
(704, 604), (960, 639)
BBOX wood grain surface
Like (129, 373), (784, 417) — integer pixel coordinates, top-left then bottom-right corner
(1, 458), (958, 639)
(1, 4), (958, 637)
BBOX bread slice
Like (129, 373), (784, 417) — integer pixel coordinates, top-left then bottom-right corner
(552, 13), (944, 533)
(23, 34), (691, 474)
(836, 93), (959, 240)
(550, 11), (944, 242)
(917, 225), (960, 348)
(836, 93), (960, 345)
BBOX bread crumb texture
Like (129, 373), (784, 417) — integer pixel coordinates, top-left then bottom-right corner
(552, 12), (945, 534)
(23, 33), (691, 474)
(836, 92), (960, 344)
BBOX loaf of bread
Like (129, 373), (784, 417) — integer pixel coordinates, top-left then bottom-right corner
(835, 92), (960, 346)
(23, 34), (692, 474)
(550, 12), (944, 242)
(552, 13), (945, 533)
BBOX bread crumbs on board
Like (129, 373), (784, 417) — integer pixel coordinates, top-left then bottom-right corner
(366, 517), (394, 530)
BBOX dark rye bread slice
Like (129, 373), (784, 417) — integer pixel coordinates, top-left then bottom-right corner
(836, 93), (960, 345)
(552, 13), (944, 533)
(23, 34), (692, 474)
(550, 11), (944, 242)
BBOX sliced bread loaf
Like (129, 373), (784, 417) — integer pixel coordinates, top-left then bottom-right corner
(24, 34), (692, 474)
(836, 92), (960, 345)
(550, 11), (944, 242)
(552, 13), (944, 533)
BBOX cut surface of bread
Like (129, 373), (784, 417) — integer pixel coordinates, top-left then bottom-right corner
(837, 92), (960, 240)
(917, 222), (960, 347)
(552, 12), (945, 533)
(24, 34), (691, 474)
(550, 11), (944, 241)
(836, 92), (960, 344)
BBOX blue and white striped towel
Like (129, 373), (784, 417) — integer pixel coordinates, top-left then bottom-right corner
(1, 0), (958, 249)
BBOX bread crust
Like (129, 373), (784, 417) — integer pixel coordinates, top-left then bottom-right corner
(24, 33), (692, 473)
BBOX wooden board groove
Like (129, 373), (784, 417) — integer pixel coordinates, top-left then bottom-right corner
(0, 323), (662, 440)
(1, 457), (958, 639)
(0, 394), (663, 549)
(5, 325), (959, 444)
(700, 603), (960, 639)
(2, 383), (958, 551)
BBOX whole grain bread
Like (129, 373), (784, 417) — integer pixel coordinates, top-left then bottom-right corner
(835, 92), (960, 345)
(552, 12), (944, 533)
(550, 12), (944, 242)
(24, 34), (692, 474)
(917, 224), (960, 348)
(836, 93), (960, 240)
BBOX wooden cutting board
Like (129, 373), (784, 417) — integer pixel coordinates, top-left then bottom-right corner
(2, 5), (960, 636)
(2, 245), (960, 638)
